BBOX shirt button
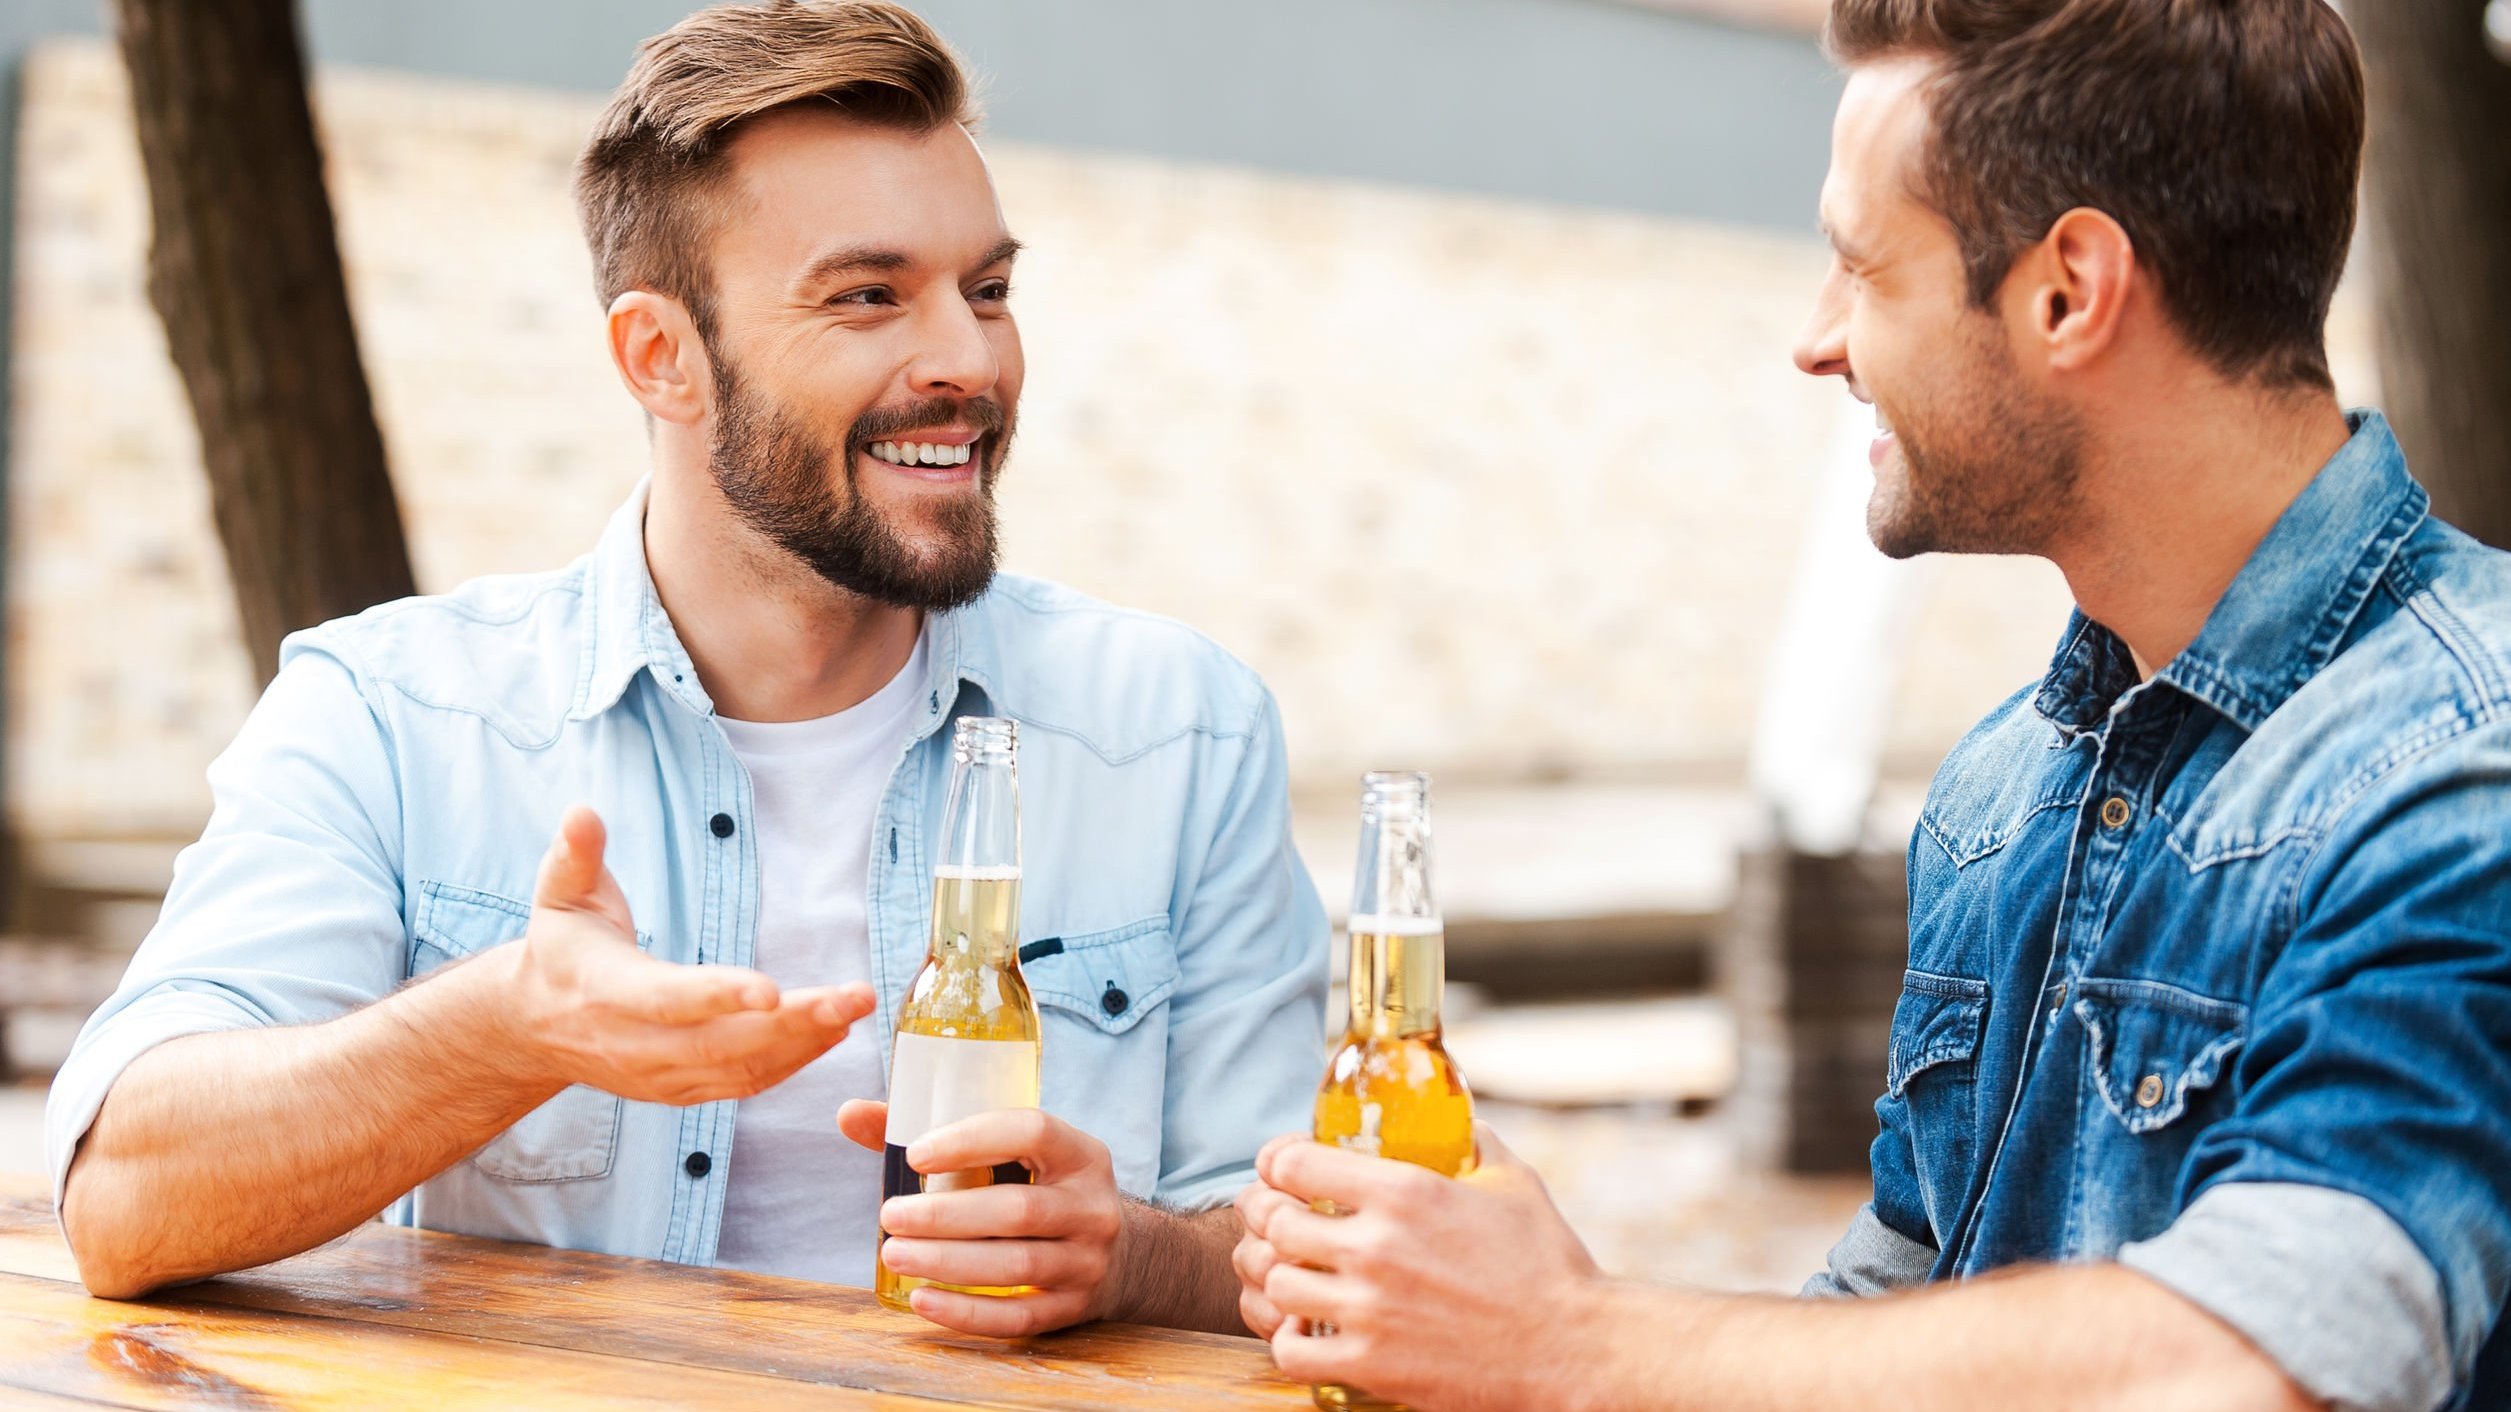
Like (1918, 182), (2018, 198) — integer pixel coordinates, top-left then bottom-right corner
(2135, 1073), (2164, 1108)
(2100, 796), (2132, 829)
(2051, 982), (2067, 1013)
(1101, 985), (1130, 1017)
(684, 1151), (712, 1178)
(709, 813), (736, 839)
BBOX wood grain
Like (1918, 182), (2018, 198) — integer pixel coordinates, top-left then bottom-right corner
(0, 1269), (951, 1409)
(0, 1174), (1309, 1410)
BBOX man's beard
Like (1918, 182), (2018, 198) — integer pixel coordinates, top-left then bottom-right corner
(1867, 317), (2085, 560)
(707, 356), (1011, 611)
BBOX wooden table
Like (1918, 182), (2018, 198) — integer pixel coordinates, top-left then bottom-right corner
(0, 1173), (1311, 1409)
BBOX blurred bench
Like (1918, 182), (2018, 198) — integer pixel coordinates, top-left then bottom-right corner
(0, 938), (127, 1081)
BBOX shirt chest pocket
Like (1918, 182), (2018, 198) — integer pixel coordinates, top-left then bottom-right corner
(2073, 978), (2246, 1134)
(1020, 917), (1181, 1036)
(1885, 971), (1989, 1238)
(411, 881), (625, 1185)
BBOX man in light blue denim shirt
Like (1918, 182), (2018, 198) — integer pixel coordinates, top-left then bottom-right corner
(47, 2), (1323, 1338)
(1235, 3), (2509, 1410)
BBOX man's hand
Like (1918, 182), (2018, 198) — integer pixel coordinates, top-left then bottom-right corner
(1237, 1123), (1605, 1411)
(839, 1100), (1128, 1336)
(509, 805), (874, 1105)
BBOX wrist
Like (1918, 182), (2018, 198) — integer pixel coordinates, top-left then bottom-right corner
(1547, 1275), (1700, 1412)
(414, 942), (572, 1099)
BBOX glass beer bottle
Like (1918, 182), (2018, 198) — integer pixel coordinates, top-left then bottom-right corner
(1310, 770), (1474, 1412)
(875, 716), (1043, 1311)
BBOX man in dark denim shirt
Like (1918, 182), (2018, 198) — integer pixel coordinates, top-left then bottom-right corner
(1231, 2), (2510, 1409)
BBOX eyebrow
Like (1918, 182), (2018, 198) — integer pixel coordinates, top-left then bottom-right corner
(797, 236), (1024, 291)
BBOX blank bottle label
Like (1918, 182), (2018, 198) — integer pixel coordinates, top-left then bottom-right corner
(885, 1033), (1039, 1191)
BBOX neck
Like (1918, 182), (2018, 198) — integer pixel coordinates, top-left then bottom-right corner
(643, 445), (923, 723)
(2043, 379), (2352, 679)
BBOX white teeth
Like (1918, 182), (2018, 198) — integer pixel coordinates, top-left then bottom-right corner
(866, 439), (973, 467)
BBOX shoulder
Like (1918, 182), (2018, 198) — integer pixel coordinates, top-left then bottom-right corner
(1917, 681), (2086, 867)
(951, 574), (1274, 764)
(277, 558), (594, 751)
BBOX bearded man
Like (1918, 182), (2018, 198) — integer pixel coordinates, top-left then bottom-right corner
(48, 0), (1323, 1339)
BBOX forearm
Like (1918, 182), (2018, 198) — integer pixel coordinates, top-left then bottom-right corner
(1109, 1200), (1249, 1336)
(61, 945), (561, 1297)
(1567, 1264), (2313, 1412)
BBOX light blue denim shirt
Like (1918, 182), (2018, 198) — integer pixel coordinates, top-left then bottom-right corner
(1808, 414), (2511, 1412)
(47, 485), (1330, 1268)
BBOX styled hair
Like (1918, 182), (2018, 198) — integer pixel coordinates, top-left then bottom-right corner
(574, 0), (979, 340)
(1826, 0), (2364, 389)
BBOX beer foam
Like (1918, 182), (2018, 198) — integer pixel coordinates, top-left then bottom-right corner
(934, 864), (1022, 880)
(1345, 913), (1444, 936)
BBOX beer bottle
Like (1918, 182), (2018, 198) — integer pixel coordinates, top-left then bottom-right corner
(875, 716), (1043, 1310)
(1311, 770), (1474, 1412)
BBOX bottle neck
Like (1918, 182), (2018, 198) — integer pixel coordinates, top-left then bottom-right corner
(929, 867), (1021, 970)
(1346, 919), (1445, 1039)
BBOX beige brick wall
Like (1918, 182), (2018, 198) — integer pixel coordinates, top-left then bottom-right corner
(5, 41), (2380, 842)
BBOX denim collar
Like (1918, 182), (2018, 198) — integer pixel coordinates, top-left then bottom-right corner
(2032, 410), (2428, 737)
(568, 478), (977, 741)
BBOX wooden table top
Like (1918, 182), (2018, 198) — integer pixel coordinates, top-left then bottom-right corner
(0, 1172), (1311, 1409)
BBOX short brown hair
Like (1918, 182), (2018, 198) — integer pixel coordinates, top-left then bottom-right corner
(1827, 0), (2364, 389)
(575, 0), (979, 341)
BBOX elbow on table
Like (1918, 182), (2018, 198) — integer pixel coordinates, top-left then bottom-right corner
(59, 1166), (177, 1301)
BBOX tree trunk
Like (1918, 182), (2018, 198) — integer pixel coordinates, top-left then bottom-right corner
(110, 0), (414, 685)
(2356, 0), (2511, 549)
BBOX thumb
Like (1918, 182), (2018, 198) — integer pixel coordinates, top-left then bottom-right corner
(534, 805), (609, 912)
(836, 1099), (889, 1154)
(1465, 1119), (1532, 1181)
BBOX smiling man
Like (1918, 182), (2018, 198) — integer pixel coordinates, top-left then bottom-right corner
(47, 1), (1324, 1338)
(1236, 2), (2511, 1409)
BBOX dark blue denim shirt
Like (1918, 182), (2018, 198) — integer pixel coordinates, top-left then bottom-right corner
(1811, 413), (2511, 1412)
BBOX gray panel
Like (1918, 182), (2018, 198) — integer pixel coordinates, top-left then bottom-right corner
(6, 0), (1836, 229)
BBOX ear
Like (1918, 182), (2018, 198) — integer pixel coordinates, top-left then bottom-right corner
(606, 290), (712, 426)
(2014, 206), (2135, 374)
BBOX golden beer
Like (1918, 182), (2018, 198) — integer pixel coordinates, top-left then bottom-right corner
(876, 719), (1043, 1311)
(1310, 773), (1473, 1412)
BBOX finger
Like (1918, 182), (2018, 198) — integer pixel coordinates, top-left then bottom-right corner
(1262, 1261), (1357, 1326)
(534, 805), (609, 912)
(1254, 1132), (1306, 1182)
(882, 1181), (1093, 1240)
(1270, 1319), (1365, 1386)
(907, 1284), (1094, 1339)
(908, 1108), (1101, 1182)
(876, 1236), (1097, 1292)
(1236, 1182), (1299, 1240)
(1231, 1230), (1281, 1291)
(1261, 1201), (1365, 1271)
(837, 1099), (888, 1153)
(781, 982), (877, 1028)
(597, 954), (779, 1022)
(1261, 1140), (1431, 1213)
(1240, 1286), (1286, 1341)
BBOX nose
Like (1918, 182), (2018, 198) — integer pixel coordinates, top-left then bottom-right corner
(905, 292), (1000, 401)
(1793, 265), (1852, 383)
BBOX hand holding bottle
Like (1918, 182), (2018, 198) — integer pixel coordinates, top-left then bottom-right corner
(501, 804), (875, 1105)
(839, 1099), (1129, 1335)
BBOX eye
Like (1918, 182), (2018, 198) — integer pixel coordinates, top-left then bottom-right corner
(970, 279), (1012, 305)
(829, 286), (895, 308)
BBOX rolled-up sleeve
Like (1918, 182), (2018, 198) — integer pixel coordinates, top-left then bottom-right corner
(44, 637), (407, 1213)
(2149, 738), (2511, 1412)
(1153, 687), (1330, 1210)
(1803, 1201), (1937, 1299)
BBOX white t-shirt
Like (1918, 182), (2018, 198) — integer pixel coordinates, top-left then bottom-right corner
(711, 637), (927, 1285)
